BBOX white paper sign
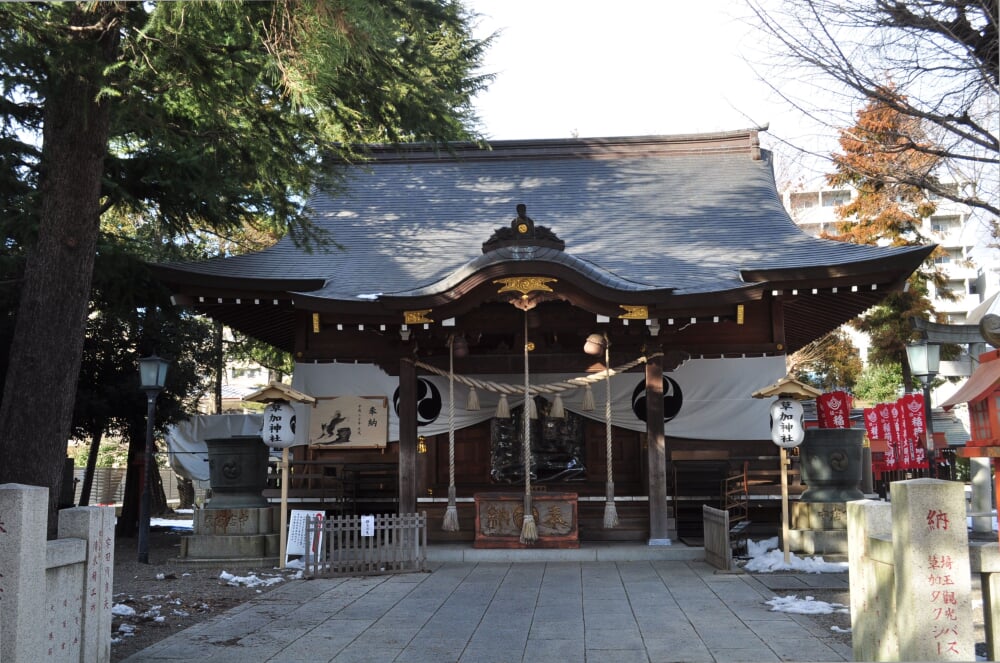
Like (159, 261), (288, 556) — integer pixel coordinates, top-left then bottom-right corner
(360, 515), (375, 537)
(287, 510), (324, 558)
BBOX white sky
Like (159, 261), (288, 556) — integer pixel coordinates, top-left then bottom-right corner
(465, 0), (833, 172)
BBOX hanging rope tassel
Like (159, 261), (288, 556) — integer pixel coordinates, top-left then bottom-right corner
(467, 386), (480, 411)
(603, 342), (619, 528)
(527, 395), (538, 419)
(495, 393), (510, 418)
(443, 337), (459, 532)
(519, 311), (538, 544)
(550, 393), (565, 419)
(582, 384), (595, 411)
(604, 481), (619, 528)
(520, 511), (538, 544)
(443, 485), (459, 531)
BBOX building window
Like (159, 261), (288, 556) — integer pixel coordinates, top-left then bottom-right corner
(821, 190), (851, 207)
(790, 192), (819, 210)
(931, 215), (961, 233)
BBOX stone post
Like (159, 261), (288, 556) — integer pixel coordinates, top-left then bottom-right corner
(970, 457), (994, 535)
(59, 505), (115, 663)
(847, 499), (895, 662)
(970, 543), (1000, 661)
(0, 484), (47, 662)
(893, 478), (974, 661)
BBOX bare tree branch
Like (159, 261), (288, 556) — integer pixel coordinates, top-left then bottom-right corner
(744, 0), (998, 217)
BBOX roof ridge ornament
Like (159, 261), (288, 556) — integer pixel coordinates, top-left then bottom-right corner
(481, 204), (566, 253)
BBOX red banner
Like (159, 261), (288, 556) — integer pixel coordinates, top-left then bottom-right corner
(863, 407), (880, 440)
(890, 401), (913, 469)
(816, 391), (852, 429)
(899, 393), (929, 469)
(877, 403), (897, 470)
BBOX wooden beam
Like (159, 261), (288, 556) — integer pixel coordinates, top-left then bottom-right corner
(398, 355), (417, 514)
(645, 351), (670, 543)
(771, 296), (787, 353)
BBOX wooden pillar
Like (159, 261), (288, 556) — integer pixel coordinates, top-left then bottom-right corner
(398, 356), (417, 514)
(645, 351), (670, 544)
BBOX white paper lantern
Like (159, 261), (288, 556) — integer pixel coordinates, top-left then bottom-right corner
(262, 401), (297, 448)
(769, 398), (805, 449)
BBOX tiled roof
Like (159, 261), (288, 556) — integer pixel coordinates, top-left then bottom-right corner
(158, 131), (929, 304)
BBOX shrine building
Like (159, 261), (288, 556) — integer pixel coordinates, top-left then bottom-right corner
(154, 129), (931, 545)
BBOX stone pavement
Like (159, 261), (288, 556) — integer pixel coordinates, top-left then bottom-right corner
(123, 554), (852, 663)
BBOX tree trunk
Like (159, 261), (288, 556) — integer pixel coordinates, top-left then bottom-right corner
(78, 428), (105, 507)
(176, 475), (195, 510)
(117, 428), (142, 538)
(0, 6), (122, 537)
(118, 425), (168, 537)
(151, 459), (170, 516)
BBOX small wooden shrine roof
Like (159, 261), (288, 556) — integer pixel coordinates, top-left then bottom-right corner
(155, 130), (931, 354)
(942, 349), (1000, 410)
(751, 375), (824, 400)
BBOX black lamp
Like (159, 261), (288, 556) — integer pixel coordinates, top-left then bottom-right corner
(906, 341), (940, 474)
(137, 354), (169, 564)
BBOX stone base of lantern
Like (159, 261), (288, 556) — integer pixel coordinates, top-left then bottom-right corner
(173, 506), (280, 566)
(785, 501), (849, 557)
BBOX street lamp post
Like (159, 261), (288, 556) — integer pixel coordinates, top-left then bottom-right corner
(906, 341), (940, 478)
(137, 354), (170, 564)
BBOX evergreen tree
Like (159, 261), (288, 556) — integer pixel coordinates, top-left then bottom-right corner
(825, 88), (949, 385)
(0, 1), (491, 533)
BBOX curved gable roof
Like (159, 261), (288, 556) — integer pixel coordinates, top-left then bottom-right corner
(156, 130), (930, 310)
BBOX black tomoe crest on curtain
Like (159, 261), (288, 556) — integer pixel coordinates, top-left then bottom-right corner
(393, 378), (442, 426)
(631, 377), (683, 423)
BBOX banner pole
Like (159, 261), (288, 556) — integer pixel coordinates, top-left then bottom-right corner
(781, 447), (790, 565)
(279, 447), (289, 569)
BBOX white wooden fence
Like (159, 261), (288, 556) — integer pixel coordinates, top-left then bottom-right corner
(304, 512), (427, 577)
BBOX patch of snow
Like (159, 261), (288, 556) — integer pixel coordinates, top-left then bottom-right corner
(117, 623), (136, 634)
(111, 604), (136, 617)
(765, 595), (849, 615)
(743, 539), (848, 574)
(219, 570), (286, 588)
(831, 625), (852, 633)
(150, 517), (193, 530)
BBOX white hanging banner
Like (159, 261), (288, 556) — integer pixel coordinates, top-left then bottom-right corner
(290, 356), (785, 443)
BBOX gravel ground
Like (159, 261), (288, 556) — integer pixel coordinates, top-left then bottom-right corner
(110, 525), (300, 663)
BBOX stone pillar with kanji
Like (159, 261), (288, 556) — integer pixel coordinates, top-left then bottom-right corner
(892, 478), (974, 661)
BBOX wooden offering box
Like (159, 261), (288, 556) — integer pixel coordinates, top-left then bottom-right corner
(474, 491), (579, 549)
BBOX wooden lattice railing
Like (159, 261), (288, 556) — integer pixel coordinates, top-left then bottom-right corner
(304, 512), (427, 577)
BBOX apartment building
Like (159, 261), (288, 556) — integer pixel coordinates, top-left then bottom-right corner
(784, 185), (995, 327)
